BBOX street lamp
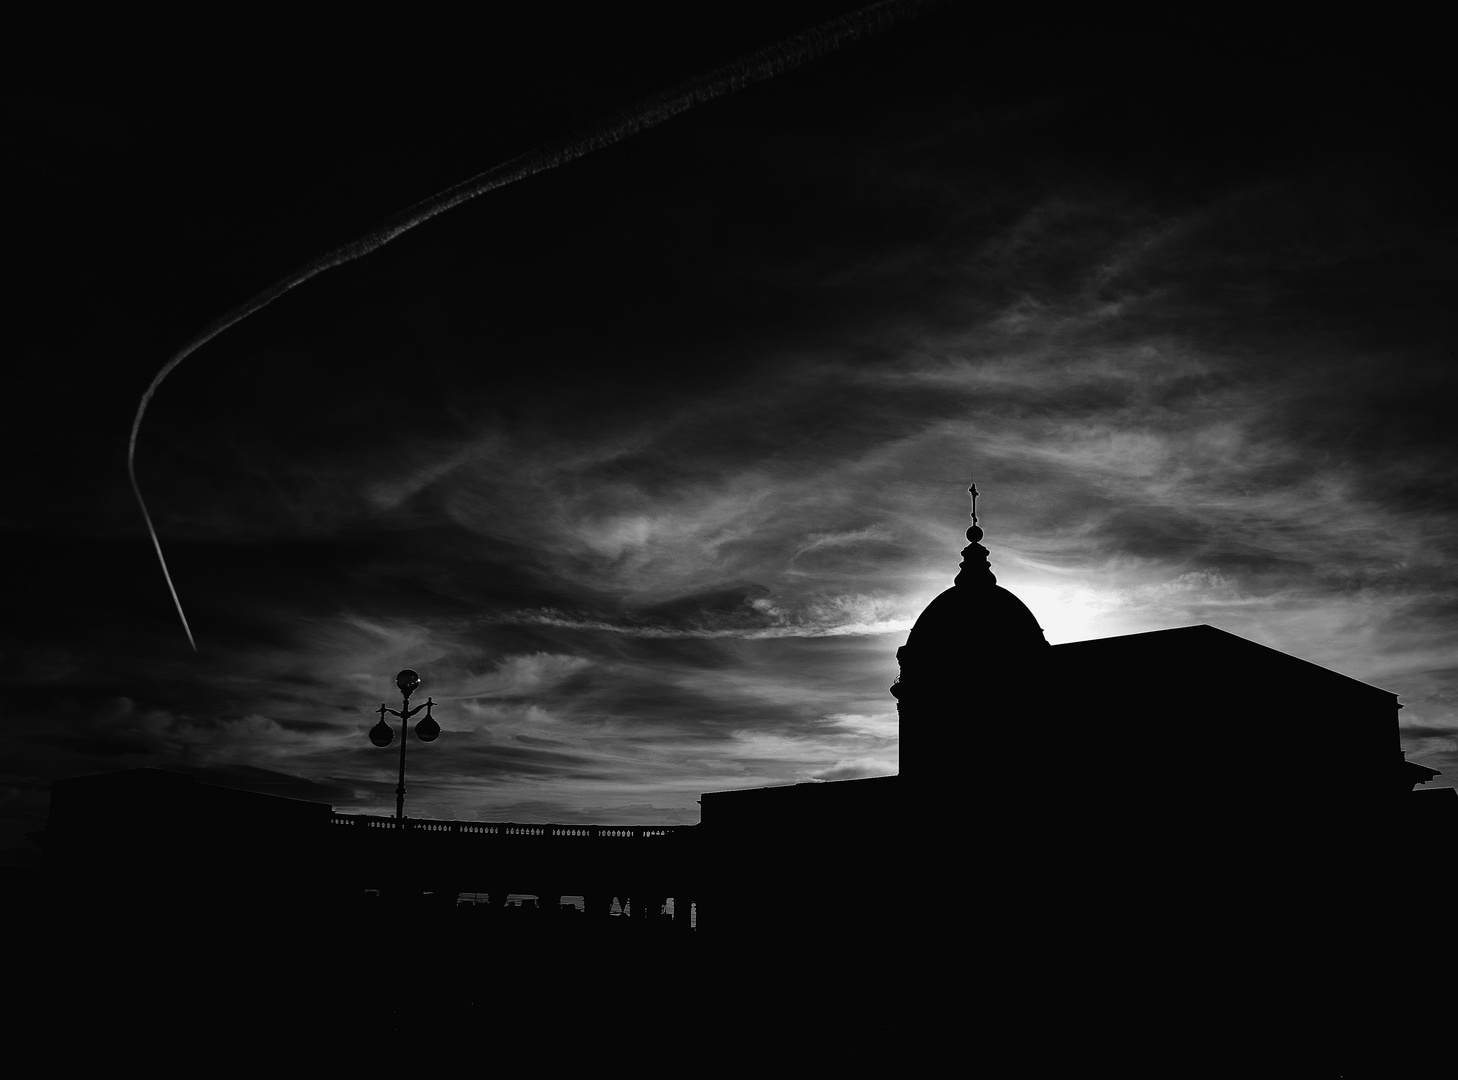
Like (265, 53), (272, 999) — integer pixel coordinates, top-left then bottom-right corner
(368, 668), (441, 822)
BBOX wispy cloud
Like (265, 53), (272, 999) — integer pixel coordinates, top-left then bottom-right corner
(7, 11), (1453, 854)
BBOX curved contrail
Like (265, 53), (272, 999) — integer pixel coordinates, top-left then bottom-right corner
(129, 0), (940, 650)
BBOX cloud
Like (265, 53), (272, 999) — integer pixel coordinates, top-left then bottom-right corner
(814, 758), (897, 781)
(443, 653), (595, 701)
(494, 589), (910, 640)
(10, 11), (1457, 852)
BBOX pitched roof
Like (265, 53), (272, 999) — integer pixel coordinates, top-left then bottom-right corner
(1051, 623), (1399, 704)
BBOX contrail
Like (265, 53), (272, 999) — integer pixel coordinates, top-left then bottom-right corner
(128, 0), (940, 649)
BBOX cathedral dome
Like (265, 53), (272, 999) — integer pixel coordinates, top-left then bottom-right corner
(901, 582), (1049, 665)
(891, 482), (1048, 700)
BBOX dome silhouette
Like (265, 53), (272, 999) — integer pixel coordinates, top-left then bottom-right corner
(898, 580), (1049, 676)
(892, 483), (1049, 706)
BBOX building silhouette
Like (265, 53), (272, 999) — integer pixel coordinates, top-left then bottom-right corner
(691, 486), (1453, 1065)
(23, 487), (1452, 1062)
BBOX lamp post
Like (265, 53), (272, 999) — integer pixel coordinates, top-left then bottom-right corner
(368, 668), (441, 822)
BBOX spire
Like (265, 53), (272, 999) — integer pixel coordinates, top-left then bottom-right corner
(953, 477), (996, 588)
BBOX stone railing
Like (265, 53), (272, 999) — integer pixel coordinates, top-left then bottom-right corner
(329, 814), (685, 839)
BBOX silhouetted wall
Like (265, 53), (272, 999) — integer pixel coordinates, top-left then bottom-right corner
(697, 775), (902, 943)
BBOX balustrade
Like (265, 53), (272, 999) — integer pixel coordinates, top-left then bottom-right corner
(329, 813), (688, 840)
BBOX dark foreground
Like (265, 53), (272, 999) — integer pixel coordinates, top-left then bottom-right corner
(8, 882), (1451, 1073)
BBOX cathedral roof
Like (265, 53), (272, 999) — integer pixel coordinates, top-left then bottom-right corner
(895, 482), (1049, 678)
(903, 581), (1048, 657)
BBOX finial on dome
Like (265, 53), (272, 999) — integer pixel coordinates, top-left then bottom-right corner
(966, 479), (983, 544)
(953, 476), (995, 587)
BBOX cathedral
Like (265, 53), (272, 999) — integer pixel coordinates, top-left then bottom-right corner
(27, 485), (1450, 1063)
(696, 485), (1446, 1060)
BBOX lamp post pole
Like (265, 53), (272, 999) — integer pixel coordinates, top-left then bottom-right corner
(368, 668), (441, 822)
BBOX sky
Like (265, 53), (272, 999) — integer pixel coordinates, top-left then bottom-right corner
(5, 5), (1455, 855)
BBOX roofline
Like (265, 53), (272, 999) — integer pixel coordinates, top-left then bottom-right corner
(1051, 624), (1401, 700)
(700, 774), (898, 798)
